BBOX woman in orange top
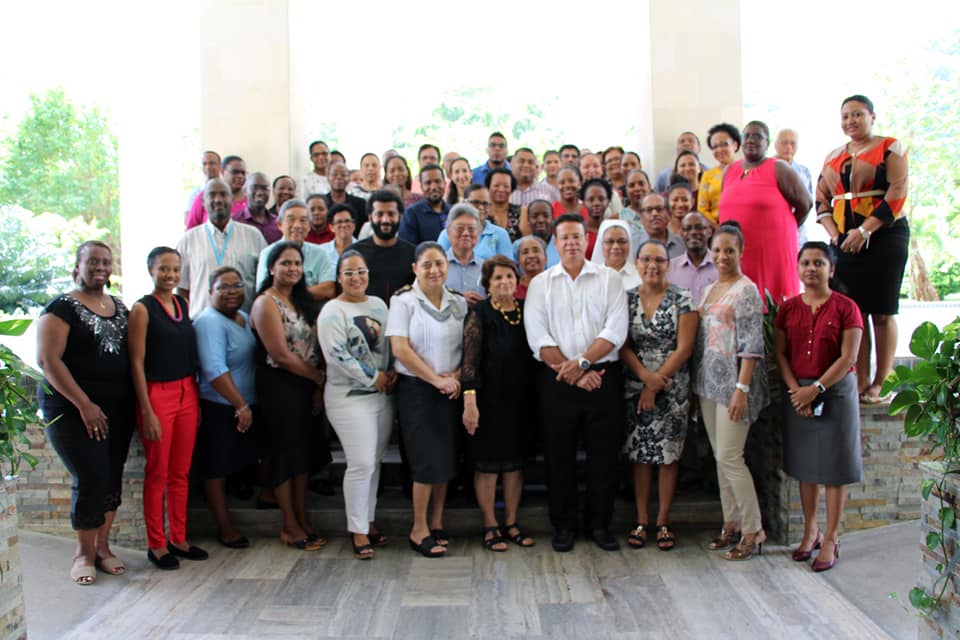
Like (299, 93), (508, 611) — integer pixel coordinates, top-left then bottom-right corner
(815, 94), (908, 404)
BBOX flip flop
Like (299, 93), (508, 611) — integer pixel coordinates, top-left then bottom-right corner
(95, 556), (125, 575)
(71, 563), (96, 585)
(283, 536), (325, 551)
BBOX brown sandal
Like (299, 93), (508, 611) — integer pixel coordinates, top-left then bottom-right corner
(656, 524), (676, 551)
(708, 528), (741, 551)
(627, 524), (647, 549)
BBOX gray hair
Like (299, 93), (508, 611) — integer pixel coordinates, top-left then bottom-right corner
(446, 203), (480, 229)
(278, 198), (308, 222)
(517, 234), (547, 252)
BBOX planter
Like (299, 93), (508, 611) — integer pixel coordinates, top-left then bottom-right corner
(0, 477), (27, 640)
(918, 462), (960, 639)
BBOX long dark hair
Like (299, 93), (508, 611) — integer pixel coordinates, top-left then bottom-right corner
(446, 157), (472, 205)
(333, 249), (367, 296)
(256, 241), (317, 325)
(384, 155), (413, 191)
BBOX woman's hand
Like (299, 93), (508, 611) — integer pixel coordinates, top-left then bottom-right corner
(727, 389), (748, 422)
(788, 385), (820, 412)
(463, 398), (479, 435)
(384, 370), (398, 394)
(140, 409), (162, 442)
(80, 400), (110, 441)
(638, 386), (658, 412)
(840, 230), (867, 254)
(643, 371), (670, 394)
(373, 370), (391, 394)
(434, 373), (461, 399)
(235, 405), (253, 433)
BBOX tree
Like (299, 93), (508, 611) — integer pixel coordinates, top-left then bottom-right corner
(0, 88), (119, 248)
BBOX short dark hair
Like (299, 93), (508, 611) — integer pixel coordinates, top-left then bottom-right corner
(463, 183), (487, 201)
(707, 123), (742, 150)
(666, 178), (694, 200)
(414, 241), (446, 262)
(744, 120), (770, 139)
(488, 131), (506, 142)
(308, 140), (328, 154)
(480, 255), (520, 293)
(360, 152), (380, 165)
(73, 241), (113, 285)
(601, 146), (625, 164)
(484, 167), (517, 191)
(514, 147), (536, 158)
(369, 189), (404, 212)
(203, 150), (221, 162)
(799, 241), (833, 265)
(559, 144), (580, 157)
(418, 163), (445, 180)
(580, 177), (612, 201)
(146, 246), (180, 269)
(272, 175), (295, 190)
(713, 220), (744, 250)
(330, 150), (346, 164)
(842, 94), (874, 114)
(554, 213), (586, 233)
(208, 265), (241, 290)
(418, 143), (440, 162)
(542, 150), (559, 162)
(328, 203), (356, 222)
(636, 239), (669, 260)
(221, 155), (243, 169)
(333, 249), (367, 296)
(558, 164), (583, 183)
(384, 155), (413, 191)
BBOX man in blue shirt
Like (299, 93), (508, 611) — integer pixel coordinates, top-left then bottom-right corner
(472, 131), (511, 186)
(398, 164), (450, 245)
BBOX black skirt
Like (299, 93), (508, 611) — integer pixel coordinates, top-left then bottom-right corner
(396, 375), (460, 484)
(194, 400), (259, 479)
(835, 217), (909, 315)
(256, 365), (314, 487)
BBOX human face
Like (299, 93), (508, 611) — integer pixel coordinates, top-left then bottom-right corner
(676, 155), (699, 185)
(636, 242), (669, 286)
(625, 171), (651, 206)
(271, 248), (303, 288)
(584, 185), (609, 221)
(210, 271), (245, 314)
(451, 159), (472, 189)
(420, 168), (445, 205)
(202, 152), (221, 179)
(604, 150), (624, 182)
(557, 168), (581, 203)
(741, 124), (769, 162)
(282, 205), (311, 244)
(331, 210), (356, 240)
(306, 198), (328, 233)
(488, 136), (507, 164)
(488, 265), (518, 300)
(328, 163), (348, 192)
(349, 170), (362, 185)
(204, 180), (233, 224)
(676, 132), (700, 153)
(638, 194), (668, 235)
(512, 150), (537, 185)
(448, 215), (479, 255)
(310, 142), (330, 172)
(543, 152), (561, 180)
(489, 173), (513, 205)
(412, 248), (448, 290)
(149, 252), (181, 294)
(681, 213), (711, 253)
(554, 220), (587, 263)
(245, 174), (270, 208)
(710, 131), (738, 166)
(370, 201), (401, 240)
(711, 232), (742, 278)
(601, 226), (630, 270)
(418, 146), (440, 169)
(273, 177), (296, 209)
(668, 187), (694, 223)
(223, 160), (247, 194)
(76, 245), (113, 290)
(841, 101), (875, 141)
(465, 187), (491, 221)
(527, 202), (553, 238)
(338, 255), (369, 300)
(621, 153), (641, 174)
(442, 151), (459, 175)
(361, 155), (381, 185)
(518, 239), (546, 277)
(580, 154), (603, 180)
(799, 248), (833, 290)
(385, 157), (409, 187)
(560, 147), (579, 167)
(774, 130), (798, 163)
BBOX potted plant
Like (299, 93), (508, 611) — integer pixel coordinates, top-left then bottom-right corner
(883, 317), (960, 622)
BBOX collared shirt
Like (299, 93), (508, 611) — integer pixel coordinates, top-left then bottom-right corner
(509, 181), (560, 207)
(255, 239), (336, 291)
(233, 207), (282, 244)
(193, 307), (256, 405)
(523, 260), (628, 363)
(627, 225), (687, 261)
(668, 251), (718, 306)
(386, 280), (467, 376)
(176, 219), (267, 318)
(472, 160), (511, 187)
(444, 248), (485, 296)
(398, 199), (451, 245)
(302, 172), (331, 197)
(437, 222), (513, 262)
(512, 236), (560, 269)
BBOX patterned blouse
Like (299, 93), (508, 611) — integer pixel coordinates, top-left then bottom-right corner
(266, 295), (319, 369)
(317, 297), (391, 397)
(693, 276), (770, 423)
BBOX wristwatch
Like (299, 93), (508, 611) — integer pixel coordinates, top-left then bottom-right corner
(857, 226), (872, 240)
(735, 382), (750, 394)
(814, 380), (827, 394)
(578, 356), (591, 371)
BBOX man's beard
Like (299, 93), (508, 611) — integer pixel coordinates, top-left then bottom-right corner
(372, 221), (399, 240)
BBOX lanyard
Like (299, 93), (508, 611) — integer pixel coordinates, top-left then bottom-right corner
(204, 222), (234, 266)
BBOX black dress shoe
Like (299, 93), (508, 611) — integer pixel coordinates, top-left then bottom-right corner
(590, 529), (620, 552)
(552, 529), (576, 552)
(147, 550), (179, 570)
(167, 542), (209, 561)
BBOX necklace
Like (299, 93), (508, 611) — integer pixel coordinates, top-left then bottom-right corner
(490, 297), (522, 326)
(705, 275), (741, 305)
(77, 289), (108, 310)
(152, 293), (183, 322)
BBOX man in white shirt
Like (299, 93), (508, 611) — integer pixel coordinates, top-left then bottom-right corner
(524, 213), (628, 553)
(176, 178), (267, 317)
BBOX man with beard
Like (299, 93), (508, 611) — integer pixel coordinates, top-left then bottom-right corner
(255, 199), (336, 301)
(233, 172), (282, 243)
(398, 164), (450, 245)
(186, 155), (250, 228)
(512, 199), (559, 268)
(323, 161), (368, 231)
(667, 211), (717, 306)
(349, 189), (416, 305)
(176, 178), (267, 317)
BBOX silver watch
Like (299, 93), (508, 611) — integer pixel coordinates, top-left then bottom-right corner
(578, 357), (591, 371)
(735, 382), (750, 394)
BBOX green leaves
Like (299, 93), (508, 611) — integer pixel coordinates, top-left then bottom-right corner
(910, 587), (936, 611)
(910, 322), (942, 360)
(927, 531), (942, 550)
(0, 317), (41, 476)
(890, 389), (919, 415)
(940, 507), (957, 529)
(923, 478), (937, 500)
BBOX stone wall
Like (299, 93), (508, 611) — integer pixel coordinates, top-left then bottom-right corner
(918, 463), (960, 640)
(0, 480), (27, 640)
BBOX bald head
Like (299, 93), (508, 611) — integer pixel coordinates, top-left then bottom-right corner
(204, 178), (233, 226)
(681, 211), (711, 256)
(775, 129), (799, 163)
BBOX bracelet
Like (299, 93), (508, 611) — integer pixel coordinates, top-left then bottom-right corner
(857, 226), (872, 249)
(234, 404), (250, 417)
(463, 389), (477, 396)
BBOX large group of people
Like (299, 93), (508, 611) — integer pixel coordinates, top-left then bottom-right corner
(36, 94), (907, 584)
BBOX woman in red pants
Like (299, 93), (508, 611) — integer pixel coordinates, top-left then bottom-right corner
(129, 246), (207, 570)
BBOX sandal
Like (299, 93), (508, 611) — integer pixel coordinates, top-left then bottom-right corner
(95, 555), (125, 575)
(282, 535), (325, 552)
(707, 527), (741, 551)
(70, 563), (96, 586)
(656, 524), (676, 551)
(352, 538), (375, 560)
(409, 535), (446, 558)
(503, 523), (535, 547)
(482, 526), (508, 552)
(430, 528), (450, 547)
(368, 530), (388, 548)
(627, 524), (648, 549)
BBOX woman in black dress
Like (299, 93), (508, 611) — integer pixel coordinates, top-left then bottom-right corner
(462, 255), (537, 551)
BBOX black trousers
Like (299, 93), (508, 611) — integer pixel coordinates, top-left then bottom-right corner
(537, 363), (624, 532)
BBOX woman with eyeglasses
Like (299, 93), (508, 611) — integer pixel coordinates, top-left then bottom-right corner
(698, 123), (741, 224)
(591, 219), (640, 290)
(621, 240), (697, 551)
(718, 120), (812, 307)
(437, 184), (513, 262)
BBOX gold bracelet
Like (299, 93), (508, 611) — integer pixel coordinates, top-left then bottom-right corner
(463, 389), (477, 396)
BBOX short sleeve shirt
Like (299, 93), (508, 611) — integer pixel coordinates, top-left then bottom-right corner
(774, 292), (863, 379)
(386, 281), (467, 376)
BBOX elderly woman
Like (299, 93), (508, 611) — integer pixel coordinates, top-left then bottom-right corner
(251, 242), (326, 551)
(447, 157), (473, 205)
(775, 242), (863, 572)
(318, 250), (396, 559)
(193, 266), (259, 550)
(462, 255), (538, 551)
(486, 168), (522, 241)
(129, 247), (205, 570)
(718, 120), (812, 306)
(816, 95), (909, 405)
(36, 241), (135, 585)
(699, 123), (741, 224)
(515, 235), (548, 300)
(319, 204), (358, 262)
(388, 242), (468, 557)
(621, 240), (696, 551)
(695, 222), (770, 561)
(438, 188), (513, 263)
(384, 155), (424, 208)
(591, 219), (640, 290)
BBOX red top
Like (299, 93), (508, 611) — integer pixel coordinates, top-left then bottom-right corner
(306, 228), (335, 244)
(718, 158), (799, 308)
(774, 292), (863, 379)
(551, 200), (588, 220)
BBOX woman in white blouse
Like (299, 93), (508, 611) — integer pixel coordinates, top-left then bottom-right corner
(591, 219), (640, 290)
(387, 242), (468, 558)
(317, 250), (396, 560)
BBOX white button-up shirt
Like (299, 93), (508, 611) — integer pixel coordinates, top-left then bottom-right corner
(176, 219), (267, 318)
(386, 280), (468, 377)
(523, 260), (628, 363)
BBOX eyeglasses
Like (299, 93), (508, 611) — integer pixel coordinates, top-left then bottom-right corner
(603, 238), (629, 246)
(639, 205), (666, 213)
(333, 219), (355, 226)
(214, 283), (244, 290)
(743, 132), (767, 141)
(451, 225), (478, 235)
(488, 142), (506, 149)
(467, 200), (491, 208)
(637, 256), (669, 265)
(681, 224), (708, 232)
(341, 269), (369, 277)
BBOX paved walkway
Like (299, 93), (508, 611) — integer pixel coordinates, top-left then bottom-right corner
(20, 521), (919, 639)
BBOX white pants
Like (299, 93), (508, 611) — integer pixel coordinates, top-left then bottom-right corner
(699, 397), (761, 533)
(325, 391), (394, 534)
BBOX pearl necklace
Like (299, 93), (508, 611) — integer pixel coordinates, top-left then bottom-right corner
(490, 297), (522, 326)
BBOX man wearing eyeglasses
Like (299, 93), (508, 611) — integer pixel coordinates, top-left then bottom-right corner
(437, 185), (512, 262)
(472, 131), (511, 186)
(255, 199), (335, 301)
(632, 193), (686, 260)
(668, 211), (718, 306)
(443, 204), (487, 306)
